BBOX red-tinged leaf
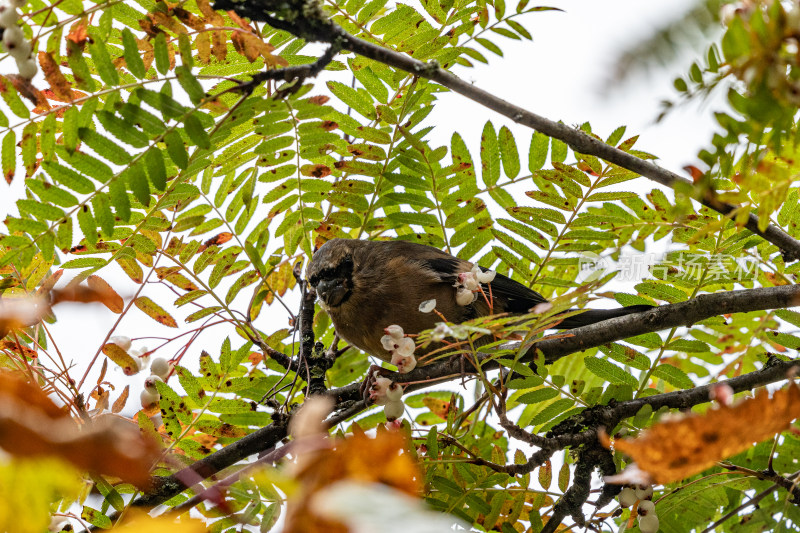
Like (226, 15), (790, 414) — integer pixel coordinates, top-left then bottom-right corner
(102, 343), (139, 375)
(67, 17), (89, 45)
(86, 275), (124, 313)
(134, 296), (178, 328)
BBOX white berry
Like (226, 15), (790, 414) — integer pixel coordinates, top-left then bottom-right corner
(638, 512), (659, 533)
(150, 357), (170, 380)
(637, 499), (655, 515)
(383, 399), (404, 420)
(140, 388), (160, 408)
(634, 484), (654, 500)
(618, 487), (637, 508)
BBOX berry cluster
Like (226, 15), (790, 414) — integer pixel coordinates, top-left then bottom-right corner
(369, 376), (404, 420)
(453, 265), (495, 306)
(380, 325), (416, 373)
(618, 484), (659, 533)
(0, 1), (36, 79)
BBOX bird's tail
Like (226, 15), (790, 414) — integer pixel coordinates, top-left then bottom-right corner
(555, 305), (654, 329)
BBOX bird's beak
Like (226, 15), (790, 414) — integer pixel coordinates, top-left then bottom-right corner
(316, 278), (350, 308)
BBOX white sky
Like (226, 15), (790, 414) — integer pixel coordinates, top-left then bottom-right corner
(0, 0), (726, 407)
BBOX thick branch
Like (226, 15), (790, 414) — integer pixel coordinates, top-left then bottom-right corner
(328, 284), (800, 402)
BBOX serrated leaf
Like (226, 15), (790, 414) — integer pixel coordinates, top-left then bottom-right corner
(652, 364), (694, 389)
(134, 296), (178, 328)
(327, 81), (376, 120)
(2, 131), (15, 184)
(102, 343), (138, 374)
(583, 357), (638, 388)
(122, 28), (145, 78)
(498, 125), (519, 178)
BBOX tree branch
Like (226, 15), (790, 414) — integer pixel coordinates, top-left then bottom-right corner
(212, 0), (800, 261)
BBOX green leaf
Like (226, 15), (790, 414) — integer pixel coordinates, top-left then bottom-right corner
(145, 149), (167, 192)
(529, 132), (548, 171)
(126, 164), (150, 207)
(108, 178), (131, 222)
(154, 32), (170, 75)
(77, 205), (98, 246)
(327, 81), (377, 120)
(517, 388), (559, 404)
(184, 114), (211, 149)
(2, 131), (15, 184)
(176, 65), (205, 104)
(44, 161), (94, 194)
(96, 111), (149, 148)
(122, 28), (145, 78)
(79, 128), (133, 165)
(89, 36), (119, 85)
(164, 130), (189, 169)
(480, 121), (500, 186)
(498, 126), (520, 178)
(652, 364), (694, 389)
(583, 357), (638, 388)
(91, 193), (115, 237)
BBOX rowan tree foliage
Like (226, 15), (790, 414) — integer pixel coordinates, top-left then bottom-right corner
(0, 0), (799, 532)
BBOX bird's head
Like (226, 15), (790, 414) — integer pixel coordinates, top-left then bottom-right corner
(306, 239), (360, 308)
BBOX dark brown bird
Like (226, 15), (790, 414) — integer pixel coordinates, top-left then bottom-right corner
(306, 238), (652, 364)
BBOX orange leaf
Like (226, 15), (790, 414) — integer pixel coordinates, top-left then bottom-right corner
(603, 384), (800, 484)
(134, 296), (178, 328)
(204, 232), (233, 248)
(87, 275), (124, 313)
(0, 374), (159, 488)
(66, 17), (89, 45)
(286, 429), (422, 533)
(112, 385), (130, 413)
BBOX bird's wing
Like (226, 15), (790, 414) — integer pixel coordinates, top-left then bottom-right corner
(481, 270), (548, 313)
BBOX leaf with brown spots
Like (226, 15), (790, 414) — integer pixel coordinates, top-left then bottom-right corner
(212, 30), (227, 61)
(86, 275), (124, 313)
(422, 396), (451, 419)
(309, 95), (330, 105)
(37, 52), (73, 101)
(602, 384), (800, 484)
(231, 31), (269, 62)
(0, 339), (37, 359)
(102, 342), (140, 375)
(173, 7), (205, 30)
(301, 164), (331, 178)
(197, 0), (225, 25)
(134, 296), (178, 328)
(195, 32), (211, 64)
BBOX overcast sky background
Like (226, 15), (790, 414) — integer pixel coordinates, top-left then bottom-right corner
(0, 0), (728, 407)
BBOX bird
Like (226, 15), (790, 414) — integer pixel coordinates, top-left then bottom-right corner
(306, 238), (653, 368)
